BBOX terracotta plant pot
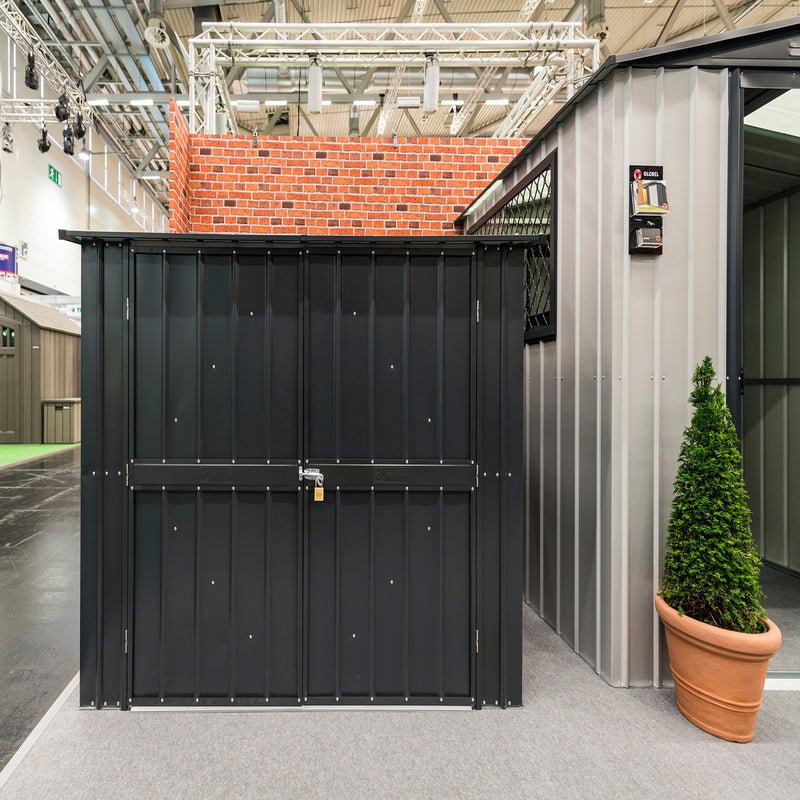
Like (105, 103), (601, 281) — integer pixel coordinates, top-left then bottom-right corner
(655, 594), (782, 743)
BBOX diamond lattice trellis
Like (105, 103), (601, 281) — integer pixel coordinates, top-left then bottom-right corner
(474, 161), (554, 340)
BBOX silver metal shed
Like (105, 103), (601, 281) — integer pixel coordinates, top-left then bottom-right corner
(459, 17), (800, 688)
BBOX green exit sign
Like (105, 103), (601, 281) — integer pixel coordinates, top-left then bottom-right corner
(48, 165), (62, 187)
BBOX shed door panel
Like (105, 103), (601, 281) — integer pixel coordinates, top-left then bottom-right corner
(304, 251), (475, 704)
(130, 252), (303, 705)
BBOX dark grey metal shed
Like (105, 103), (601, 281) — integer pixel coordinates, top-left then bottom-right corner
(63, 231), (524, 711)
(0, 292), (81, 444)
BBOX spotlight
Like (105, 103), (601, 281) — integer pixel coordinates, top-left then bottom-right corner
(55, 93), (70, 123)
(37, 126), (50, 153)
(308, 57), (322, 115)
(24, 52), (38, 91)
(63, 124), (75, 156)
(423, 53), (439, 115)
(2, 122), (12, 153)
(78, 141), (90, 161)
(252, 127), (258, 149)
(74, 113), (86, 140)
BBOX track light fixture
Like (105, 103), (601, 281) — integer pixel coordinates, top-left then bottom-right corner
(2, 122), (12, 153)
(423, 52), (439, 116)
(24, 52), (38, 91)
(308, 56), (322, 115)
(252, 127), (258, 149)
(63, 124), (75, 156)
(37, 126), (50, 153)
(78, 141), (90, 161)
(55, 93), (70, 123)
(74, 114), (86, 140)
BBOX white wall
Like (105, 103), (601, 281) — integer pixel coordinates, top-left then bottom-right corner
(0, 30), (168, 297)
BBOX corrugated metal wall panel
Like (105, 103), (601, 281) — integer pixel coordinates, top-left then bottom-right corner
(524, 66), (730, 687)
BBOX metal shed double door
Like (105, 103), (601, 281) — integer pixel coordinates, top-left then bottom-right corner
(129, 246), (478, 707)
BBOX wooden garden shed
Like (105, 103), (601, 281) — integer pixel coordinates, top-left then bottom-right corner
(0, 293), (81, 444)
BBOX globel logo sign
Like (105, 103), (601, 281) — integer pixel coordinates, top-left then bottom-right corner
(374, 467), (407, 484)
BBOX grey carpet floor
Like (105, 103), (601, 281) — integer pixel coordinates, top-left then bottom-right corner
(1, 603), (798, 800)
(761, 564), (800, 672)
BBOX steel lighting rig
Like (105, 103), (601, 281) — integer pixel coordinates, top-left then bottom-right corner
(0, 0), (93, 127)
(189, 21), (599, 138)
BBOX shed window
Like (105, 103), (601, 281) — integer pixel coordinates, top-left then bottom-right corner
(471, 151), (556, 343)
(1, 326), (14, 348)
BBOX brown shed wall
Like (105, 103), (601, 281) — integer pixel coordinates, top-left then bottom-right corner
(40, 330), (81, 400)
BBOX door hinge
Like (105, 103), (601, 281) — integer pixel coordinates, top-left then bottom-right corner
(125, 464), (129, 486)
(476, 464), (479, 488)
(126, 297), (130, 320)
(124, 629), (128, 654)
(476, 299), (480, 323)
(475, 629), (479, 654)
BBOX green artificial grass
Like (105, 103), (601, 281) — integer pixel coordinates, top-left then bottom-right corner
(0, 443), (79, 467)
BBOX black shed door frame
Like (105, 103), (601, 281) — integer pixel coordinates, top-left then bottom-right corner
(123, 241), (480, 709)
(72, 232), (523, 713)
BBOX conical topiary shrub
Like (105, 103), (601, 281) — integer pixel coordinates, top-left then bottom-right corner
(660, 356), (766, 633)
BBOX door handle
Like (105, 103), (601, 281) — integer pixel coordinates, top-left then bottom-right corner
(299, 466), (324, 487)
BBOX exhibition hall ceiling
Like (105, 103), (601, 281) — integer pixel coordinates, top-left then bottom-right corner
(6, 0), (796, 209)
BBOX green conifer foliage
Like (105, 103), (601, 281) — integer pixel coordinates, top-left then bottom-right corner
(660, 356), (766, 634)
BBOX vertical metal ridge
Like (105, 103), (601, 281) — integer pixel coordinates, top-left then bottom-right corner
(595, 81), (604, 675)
(196, 253), (203, 461)
(369, 491), (376, 701)
(620, 68), (632, 687)
(539, 340), (545, 617)
(159, 491), (167, 701)
(555, 123), (564, 637)
(438, 492), (445, 701)
(264, 250), (275, 461)
(687, 66), (697, 417)
(717, 70), (729, 371)
(573, 102), (582, 655)
(301, 249), (309, 705)
(499, 250), (508, 705)
(782, 198), (790, 566)
(229, 491), (238, 700)
(265, 491), (272, 700)
(231, 255), (238, 461)
(95, 246), (104, 707)
(194, 489), (202, 701)
(470, 249), (479, 708)
(296, 250), (304, 703)
(758, 207), (766, 557)
(335, 490), (342, 700)
(124, 246), (134, 709)
(369, 251), (376, 463)
(335, 250), (341, 461)
(403, 252), (410, 462)
(403, 489), (410, 700)
(652, 67), (664, 688)
(437, 253), (445, 462)
(161, 252), (168, 460)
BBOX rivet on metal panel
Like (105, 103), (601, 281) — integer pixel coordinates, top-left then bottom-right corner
(471, 698), (475, 703)
(163, 250), (166, 254)
(439, 460), (442, 464)
(651, 376), (654, 381)
(197, 459), (200, 464)
(352, 633), (356, 638)
(92, 471), (95, 476)
(174, 526), (177, 532)
(297, 698), (300, 704)
(440, 697), (443, 702)
(211, 580), (215, 585)
(405, 486), (408, 492)
(390, 579), (394, 584)
(405, 697), (409, 702)
(353, 311), (356, 316)
(471, 487), (474, 491)
(195, 698), (199, 703)
(105, 471), (108, 476)
(298, 487), (301, 491)
(104, 701), (107, 706)
(405, 459), (409, 464)
(619, 376), (622, 381)
(483, 472), (486, 477)
(233, 250), (236, 255)
(508, 701), (512, 707)
(390, 364), (394, 370)
(232, 459), (235, 464)
(162, 459), (165, 464)
(231, 698), (234, 703)
(602, 376), (605, 380)
(371, 459), (374, 464)
(232, 487), (236, 492)
(212, 364), (216, 369)
(371, 486), (374, 491)
(593, 376), (597, 381)
(495, 700), (498, 705)
(117, 471), (121, 477)
(508, 473), (511, 477)
(336, 696), (340, 701)
(162, 485), (165, 491)
(267, 487), (270, 491)
(371, 697), (374, 702)
(304, 697), (308, 701)
(160, 698), (164, 703)
(197, 486), (200, 491)
(129, 698), (132, 703)
(662, 376), (666, 381)
(427, 418), (431, 423)
(427, 526), (431, 531)
(372, 251), (375, 255)
(337, 459), (340, 464)
(174, 417), (178, 422)
(496, 473), (499, 478)
(91, 701), (94, 706)
(337, 250), (340, 254)
(406, 251), (409, 255)
(267, 460), (271, 464)
(250, 312), (253, 316)
(337, 486), (339, 491)
(439, 486), (443, 491)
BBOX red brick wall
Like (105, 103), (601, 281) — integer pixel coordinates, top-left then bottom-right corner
(169, 99), (190, 233)
(168, 98), (525, 235)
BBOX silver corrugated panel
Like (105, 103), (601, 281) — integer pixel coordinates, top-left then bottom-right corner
(524, 65), (730, 687)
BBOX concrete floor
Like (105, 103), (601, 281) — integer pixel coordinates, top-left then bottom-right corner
(0, 448), (80, 768)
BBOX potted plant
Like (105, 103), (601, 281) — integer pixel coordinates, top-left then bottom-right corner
(655, 356), (781, 742)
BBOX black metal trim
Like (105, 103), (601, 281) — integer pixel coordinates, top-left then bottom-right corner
(727, 69), (745, 439)
(744, 378), (800, 386)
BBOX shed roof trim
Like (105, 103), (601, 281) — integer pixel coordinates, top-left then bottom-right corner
(0, 294), (82, 336)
